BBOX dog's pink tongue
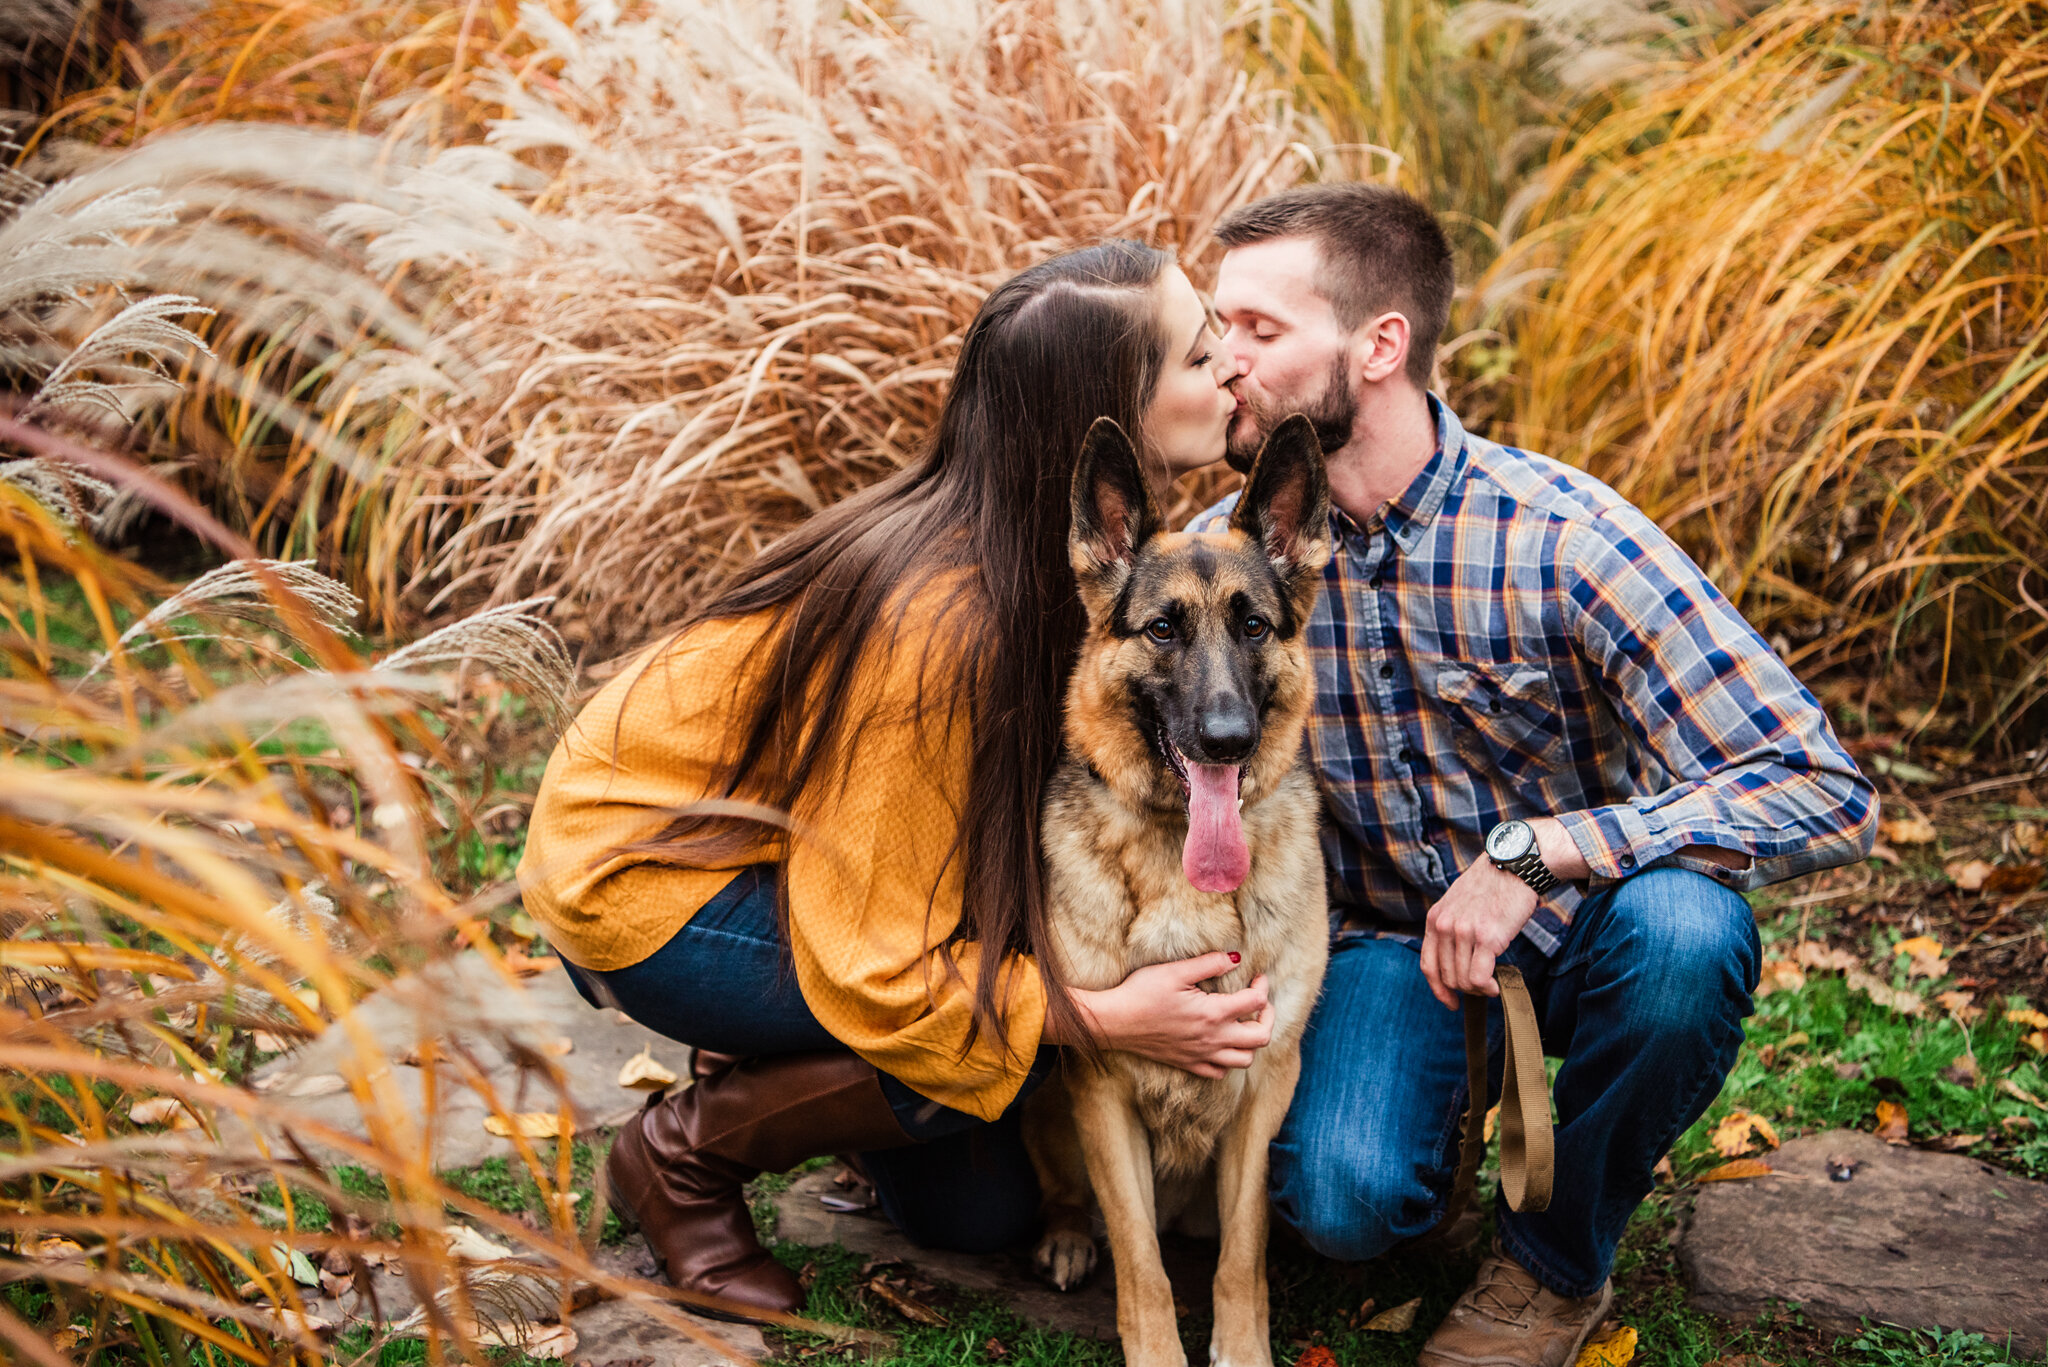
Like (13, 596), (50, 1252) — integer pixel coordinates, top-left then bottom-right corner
(1183, 763), (1249, 893)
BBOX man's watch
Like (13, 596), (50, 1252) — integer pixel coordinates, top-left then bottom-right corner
(1485, 819), (1560, 895)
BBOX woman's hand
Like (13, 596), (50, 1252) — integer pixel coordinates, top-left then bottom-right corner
(1055, 951), (1272, 1078)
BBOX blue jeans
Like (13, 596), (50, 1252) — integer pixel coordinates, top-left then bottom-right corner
(562, 866), (1047, 1254)
(1272, 867), (1759, 1297)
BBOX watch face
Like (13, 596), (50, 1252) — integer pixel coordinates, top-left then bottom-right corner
(1487, 820), (1533, 862)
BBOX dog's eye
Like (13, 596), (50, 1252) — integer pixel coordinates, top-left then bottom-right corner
(1144, 617), (1175, 643)
(1243, 616), (1270, 640)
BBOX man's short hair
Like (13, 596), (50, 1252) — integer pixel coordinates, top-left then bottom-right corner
(1215, 183), (1454, 391)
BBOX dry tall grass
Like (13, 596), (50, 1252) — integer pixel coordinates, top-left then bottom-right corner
(1473, 0), (2048, 745)
(0, 427), (770, 1364)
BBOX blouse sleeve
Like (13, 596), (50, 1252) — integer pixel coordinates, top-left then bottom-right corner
(783, 627), (1047, 1123)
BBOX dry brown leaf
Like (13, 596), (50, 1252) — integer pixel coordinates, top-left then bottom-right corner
(1880, 816), (1937, 845)
(1574, 1326), (1639, 1367)
(2005, 1007), (2048, 1029)
(484, 1112), (571, 1139)
(1364, 1297), (1421, 1332)
(1942, 1054), (1981, 1087)
(1653, 1155), (1676, 1185)
(250, 1031), (290, 1053)
(1697, 1158), (1776, 1182)
(1934, 990), (1981, 1022)
(128, 1097), (183, 1126)
(618, 1045), (680, 1091)
(2009, 821), (2047, 858)
(1875, 1099), (1910, 1143)
(1755, 959), (1806, 997)
(1947, 859), (1996, 891)
(1893, 935), (1944, 960)
(25, 1236), (84, 1259)
(1483, 1104), (1499, 1144)
(1984, 863), (2045, 896)
(443, 1225), (515, 1262)
(1925, 1133), (1983, 1151)
(50, 1327), (87, 1351)
(2026, 1030), (2048, 1056)
(865, 1275), (948, 1326)
(1710, 1110), (1781, 1157)
(2001, 1079), (2048, 1110)
(1844, 968), (1924, 1016)
(1794, 942), (1858, 972)
(286, 1073), (347, 1098)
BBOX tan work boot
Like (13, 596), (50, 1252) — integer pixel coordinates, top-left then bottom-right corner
(1416, 1240), (1612, 1367)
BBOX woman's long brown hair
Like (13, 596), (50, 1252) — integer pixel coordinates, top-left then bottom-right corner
(632, 239), (1175, 1056)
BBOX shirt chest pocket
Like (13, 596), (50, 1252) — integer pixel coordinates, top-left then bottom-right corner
(1426, 661), (1568, 778)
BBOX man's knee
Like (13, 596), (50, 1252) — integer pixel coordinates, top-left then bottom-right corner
(1271, 1136), (1438, 1262)
(1600, 866), (1760, 1034)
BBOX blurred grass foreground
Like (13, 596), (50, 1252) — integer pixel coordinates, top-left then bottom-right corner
(1, 0), (2045, 1362)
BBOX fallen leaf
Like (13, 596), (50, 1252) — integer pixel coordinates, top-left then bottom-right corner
(1845, 967), (1924, 1016)
(1653, 1154), (1676, 1185)
(1483, 1104), (1499, 1144)
(1781, 1030), (1810, 1049)
(1755, 959), (1806, 997)
(1698, 1157), (1776, 1182)
(1364, 1297), (1420, 1332)
(1710, 1110), (1781, 1157)
(128, 1097), (183, 1126)
(1942, 1054), (1982, 1087)
(865, 1275), (948, 1326)
(443, 1225), (515, 1262)
(1947, 859), (1996, 892)
(2001, 1079), (2048, 1110)
(1925, 1133), (1983, 1151)
(474, 1322), (577, 1358)
(1984, 863), (2045, 896)
(285, 1073), (347, 1098)
(25, 1236), (84, 1259)
(50, 1326), (86, 1351)
(1880, 816), (1937, 846)
(618, 1045), (680, 1091)
(484, 1111), (571, 1139)
(1935, 991), (1982, 1023)
(1575, 1325), (1638, 1367)
(1294, 1349), (1339, 1367)
(1893, 934), (1944, 960)
(984, 1337), (1011, 1362)
(2006, 1007), (2048, 1029)
(2003, 1115), (2037, 1132)
(1875, 1099), (1910, 1143)
(2026, 1030), (2048, 1056)
(1794, 942), (1858, 972)
(318, 1269), (351, 1300)
(1833, 1060), (1866, 1080)
(250, 1031), (290, 1053)
(2010, 821), (2047, 858)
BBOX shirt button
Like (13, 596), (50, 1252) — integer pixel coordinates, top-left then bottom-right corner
(1620, 853), (1636, 869)
(1399, 747), (1416, 764)
(1370, 575), (1384, 590)
(1379, 663), (1394, 679)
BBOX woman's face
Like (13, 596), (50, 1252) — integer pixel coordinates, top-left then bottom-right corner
(1143, 266), (1241, 484)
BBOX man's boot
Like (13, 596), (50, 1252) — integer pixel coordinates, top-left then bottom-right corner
(604, 1051), (913, 1322)
(1416, 1239), (1612, 1367)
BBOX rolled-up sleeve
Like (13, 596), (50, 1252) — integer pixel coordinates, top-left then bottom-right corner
(1553, 513), (1878, 891)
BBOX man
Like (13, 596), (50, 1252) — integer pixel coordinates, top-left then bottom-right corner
(1192, 183), (1877, 1367)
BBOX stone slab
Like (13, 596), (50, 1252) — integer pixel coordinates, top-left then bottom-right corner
(250, 953), (686, 1169)
(1680, 1129), (2048, 1351)
(771, 1168), (1220, 1339)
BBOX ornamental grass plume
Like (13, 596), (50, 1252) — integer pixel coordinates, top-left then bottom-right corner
(0, 429), (765, 1363)
(1472, 0), (2048, 746)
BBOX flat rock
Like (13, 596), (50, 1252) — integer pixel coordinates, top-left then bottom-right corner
(771, 1168), (1218, 1339)
(1680, 1129), (2048, 1351)
(249, 952), (686, 1169)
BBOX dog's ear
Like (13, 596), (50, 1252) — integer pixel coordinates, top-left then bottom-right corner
(1070, 417), (1160, 603)
(1229, 413), (1332, 612)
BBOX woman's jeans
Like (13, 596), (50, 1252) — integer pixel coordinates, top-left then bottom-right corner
(561, 866), (1047, 1253)
(1270, 866), (1760, 1296)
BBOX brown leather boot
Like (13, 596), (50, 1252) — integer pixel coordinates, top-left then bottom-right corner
(689, 1049), (743, 1081)
(604, 1051), (911, 1323)
(1417, 1240), (1613, 1367)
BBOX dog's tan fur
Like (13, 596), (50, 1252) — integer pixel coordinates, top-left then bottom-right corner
(1026, 416), (1332, 1367)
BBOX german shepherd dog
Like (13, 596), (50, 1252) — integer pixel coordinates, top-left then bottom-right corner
(1025, 414), (1333, 1367)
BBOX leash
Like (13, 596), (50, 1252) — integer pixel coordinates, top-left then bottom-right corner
(1442, 965), (1554, 1225)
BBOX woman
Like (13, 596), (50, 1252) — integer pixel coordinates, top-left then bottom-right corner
(518, 239), (1269, 1323)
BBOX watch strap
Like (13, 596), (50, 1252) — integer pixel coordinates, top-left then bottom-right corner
(1496, 842), (1559, 895)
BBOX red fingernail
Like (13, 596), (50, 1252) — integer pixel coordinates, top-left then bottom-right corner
(1228, 952), (1241, 964)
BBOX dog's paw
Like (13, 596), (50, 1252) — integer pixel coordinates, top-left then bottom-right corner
(1031, 1227), (1097, 1291)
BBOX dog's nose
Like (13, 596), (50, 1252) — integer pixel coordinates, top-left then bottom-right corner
(1195, 701), (1257, 764)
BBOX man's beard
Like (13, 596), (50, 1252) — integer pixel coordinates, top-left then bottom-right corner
(1225, 354), (1357, 473)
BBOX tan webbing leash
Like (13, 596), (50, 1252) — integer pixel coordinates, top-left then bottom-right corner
(1441, 965), (1554, 1226)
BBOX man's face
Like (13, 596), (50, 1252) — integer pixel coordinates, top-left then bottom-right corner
(1214, 237), (1357, 472)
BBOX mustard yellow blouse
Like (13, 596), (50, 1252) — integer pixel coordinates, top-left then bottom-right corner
(516, 593), (1045, 1122)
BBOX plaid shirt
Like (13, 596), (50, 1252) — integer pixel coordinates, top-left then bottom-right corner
(1194, 398), (1877, 955)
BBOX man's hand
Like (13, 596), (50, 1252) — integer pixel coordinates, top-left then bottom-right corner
(1420, 817), (1588, 1010)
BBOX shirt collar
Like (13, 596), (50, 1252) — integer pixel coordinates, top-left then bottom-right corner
(1324, 393), (1471, 556)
